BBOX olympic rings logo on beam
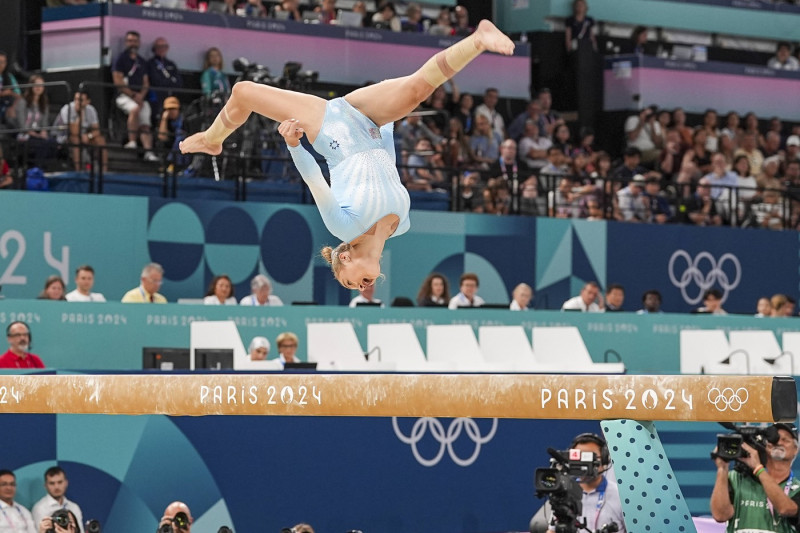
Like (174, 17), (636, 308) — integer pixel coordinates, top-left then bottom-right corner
(707, 387), (749, 412)
(391, 417), (498, 467)
(668, 250), (742, 305)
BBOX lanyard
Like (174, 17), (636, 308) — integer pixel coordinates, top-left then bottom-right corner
(1, 504), (28, 532)
(768, 471), (794, 525)
(589, 477), (608, 530)
(139, 286), (153, 302)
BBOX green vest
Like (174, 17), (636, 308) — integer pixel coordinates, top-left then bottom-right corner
(727, 470), (800, 533)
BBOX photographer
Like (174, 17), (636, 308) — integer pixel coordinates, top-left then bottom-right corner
(157, 502), (192, 533)
(711, 423), (800, 532)
(531, 433), (625, 533)
(38, 509), (80, 533)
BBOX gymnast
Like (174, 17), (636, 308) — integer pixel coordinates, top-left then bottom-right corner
(180, 20), (514, 289)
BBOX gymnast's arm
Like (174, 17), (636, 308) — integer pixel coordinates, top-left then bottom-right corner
(287, 144), (354, 232)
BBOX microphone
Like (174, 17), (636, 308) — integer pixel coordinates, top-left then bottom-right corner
(546, 447), (570, 464)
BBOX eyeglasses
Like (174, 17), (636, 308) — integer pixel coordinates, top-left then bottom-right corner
(0, 482), (16, 487)
(7, 333), (29, 338)
(279, 344), (297, 349)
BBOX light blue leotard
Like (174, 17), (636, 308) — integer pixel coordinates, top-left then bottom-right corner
(287, 97), (411, 243)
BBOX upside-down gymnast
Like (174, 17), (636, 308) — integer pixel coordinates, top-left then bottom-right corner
(180, 20), (514, 289)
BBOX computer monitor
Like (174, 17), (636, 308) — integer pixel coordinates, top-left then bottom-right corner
(142, 347), (190, 370)
(283, 362), (318, 371)
(195, 348), (234, 370)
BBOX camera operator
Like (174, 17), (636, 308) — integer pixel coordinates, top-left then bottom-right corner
(157, 502), (192, 533)
(711, 423), (800, 532)
(531, 433), (626, 533)
(38, 509), (80, 533)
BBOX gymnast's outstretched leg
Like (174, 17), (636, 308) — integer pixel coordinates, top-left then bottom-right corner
(344, 20), (514, 127)
(180, 82), (328, 155)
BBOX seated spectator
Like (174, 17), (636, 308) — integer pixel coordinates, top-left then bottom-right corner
(576, 126), (596, 160)
(38, 275), (66, 301)
(483, 178), (511, 215)
(416, 272), (450, 307)
(624, 105), (662, 165)
(768, 42), (799, 71)
(746, 188), (786, 230)
(537, 88), (562, 138)
(604, 283), (625, 312)
(275, 332), (300, 365)
(240, 274), (283, 306)
(695, 288), (727, 315)
(421, 84), (456, 137)
(396, 110), (442, 154)
(561, 281), (603, 312)
(402, 3), (428, 32)
(615, 174), (648, 222)
(8, 74), (56, 169)
(444, 118), (475, 169)
(518, 119), (551, 172)
(701, 109), (721, 153)
(428, 8), (454, 36)
(721, 111), (742, 143)
(732, 154), (758, 203)
(704, 153), (738, 200)
(272, 0), (302, 21)
(510, 283), (533, 310)
(156, 96), (189, 170)
(453, 92), (474, 135)
(678, 177), (722, 226)
(349, 284), (383, 307)
(200, 47), (231, 98)
(405, 137), (445, 191)
(242, 0), (267, 17)
(610, 146), (646, 188)
(488, 139), (530, 190)
(371, 1), (401, 31)
(452, 6), (474, 36)
(755, 297), (772, 317)
(448, 272), (484, 309)
(690, 129), (712, 175)
(112, 31), (157, 162)
(734, 132), (764, 177)
(549, 176), (584, 218)
(248, 336), (270, 361)
(756, 155), (783, 193)
(474, 87), (506, 140)
(314, 0), (337, 24)
(717, 131), (737, 168)
(203, 274), (237, 305)
(456, 171), (484, 213)
(786, 135), (800, 164)
(552, 123), (574, 157)
(469, 114), (503, 169)
(771, 294), (795, 317)
(762, 130), (783, 159)
(0, 148), (10, 188)
(643, 175), (672, 223)
(53, 90), (108, 173)
(636, 289), (663, 314)
(146, 37), (183, 121)
(1, 321), (44, 368)
(0, 51), (21, 124)
(121, 263), (167, 303)
(585, 198), (605, 220)
(65, 265), (106, 302)
(508, 99), (542, 142)
(672, 107), (693, 149)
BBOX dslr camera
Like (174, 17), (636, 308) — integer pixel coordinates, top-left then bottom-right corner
(47, 509), (71, 533)
(159, 511), (190, 533)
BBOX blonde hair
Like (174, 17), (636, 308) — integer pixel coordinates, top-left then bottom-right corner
(276, 332), (299, 349)
(320, 242), (350, 282)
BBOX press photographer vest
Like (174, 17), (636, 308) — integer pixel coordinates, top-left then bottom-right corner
(727, 470), (800, 533)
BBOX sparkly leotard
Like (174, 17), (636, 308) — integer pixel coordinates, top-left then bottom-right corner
(287, 97), (411, 243)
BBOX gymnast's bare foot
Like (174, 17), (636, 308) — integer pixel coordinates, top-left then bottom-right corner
(179, 131), (222, 156)
(475, 20), (515, 56)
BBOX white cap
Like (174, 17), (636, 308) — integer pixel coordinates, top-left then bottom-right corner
(787, 135), (800, 147)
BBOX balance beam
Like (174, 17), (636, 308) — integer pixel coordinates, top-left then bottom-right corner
(0, 374), (793, 421)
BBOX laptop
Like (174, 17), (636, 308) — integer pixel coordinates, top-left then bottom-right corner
(337, 10), (364, 27)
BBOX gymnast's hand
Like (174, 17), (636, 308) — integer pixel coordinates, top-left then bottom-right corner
(278, 118), (304, 148)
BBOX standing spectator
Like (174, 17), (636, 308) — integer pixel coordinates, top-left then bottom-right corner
(768, 42), (799, 70)
(8, 74), (55, 169)
(38, 275), (66, 301)
(156, 96), (189, 169)
(624, 105), (662, 165)
(200, 47), (230, 98)
(240, 274), (283, 306)
(248, 336), (270, 361)
(65, 265), (106, 302)
(275, 332), (300, 365)
(1, 322), (45, 369)
(564, 0), (596, 52)
(371, 2), (401, 32)
(203, 274), (237, 305)
(146, 37), (183, 121)
(509, 283), (533, 310)
(474, 87), (505, 140)
(604, 284), (625, 312)
(31, 467), (83, 529)
(0, 470), (36, 533)
(112, 31), (158, 162)
(416, 272), (450, 307)
(755, 297), (772, 317)
(121, 263), (167, 303)
(448, 272), (484, 309)
(349, 284), (383, 307)
(53, 90), (108, 173)
(636, 289), (663, 314)
(561, 281), (604, 312)
(696, 288), (727, 315)
(452, 6), (474, 36)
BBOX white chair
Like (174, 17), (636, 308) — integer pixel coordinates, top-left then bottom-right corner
(728, 330), (784, 375)
(531, 326), (626, 374)
(307, 322), (396, 371)
(426, 325), (508, 372)
(478, 326), (541, 372)
(189, 320), (249, 370)
(780, 332), (800, 376)
(367, 323), (454, 372)
(679, 329), (731, 374)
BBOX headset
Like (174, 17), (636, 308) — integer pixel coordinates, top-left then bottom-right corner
(570, 432), (610, 466)
(6, 321), (32, 347)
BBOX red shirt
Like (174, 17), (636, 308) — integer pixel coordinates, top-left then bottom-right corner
(0, 350), (45, 368)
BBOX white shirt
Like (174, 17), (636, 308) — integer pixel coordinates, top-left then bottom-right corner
(509, 300), (527, 311)
(202, 295), (238, 305)
(349, 295), (384, 308)
(239, 294), (284, 306)
(0, 500), (36, 533)
(562, 295), (601, 312)
(768, 55), (800, 70)
(448, 292), (485, 309)
(624, 115), (661, 152)
(65, 290), (106, 303)
(31, 495), (83, 530)
(475, 103), (506, 138)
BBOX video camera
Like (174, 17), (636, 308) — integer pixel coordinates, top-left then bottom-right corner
(534, 447), (602, 533)
(713, 423), (782, 474)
